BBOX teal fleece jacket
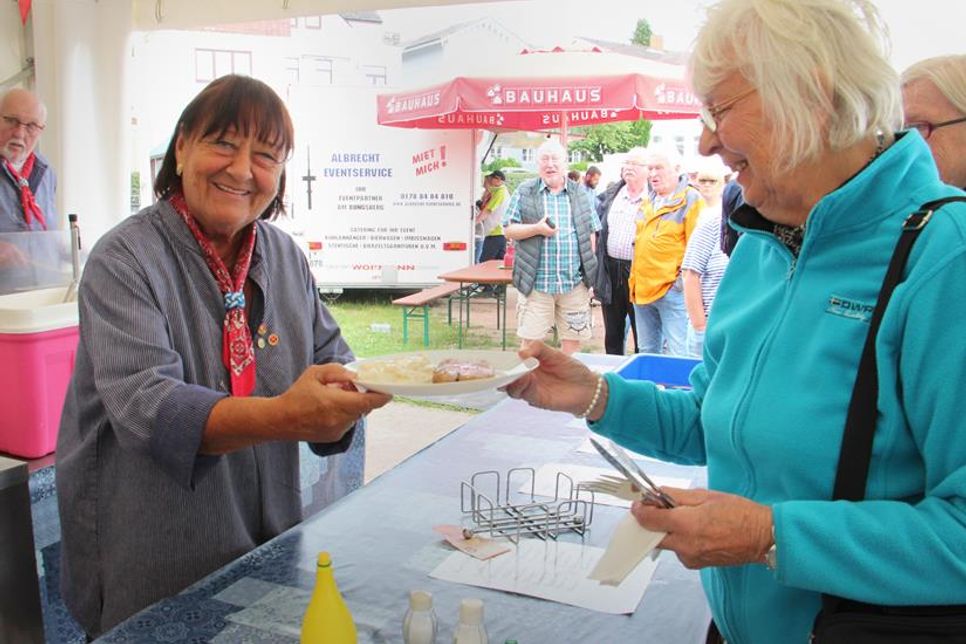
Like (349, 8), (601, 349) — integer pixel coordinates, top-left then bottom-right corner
(591, 132), (966, 644)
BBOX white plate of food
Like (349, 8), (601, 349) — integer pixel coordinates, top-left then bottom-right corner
(346, 350), (539, 396)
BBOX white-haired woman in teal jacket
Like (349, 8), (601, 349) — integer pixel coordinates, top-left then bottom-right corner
(505, 0), (966, 642)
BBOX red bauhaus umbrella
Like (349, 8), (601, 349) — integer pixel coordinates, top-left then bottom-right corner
(377, 46), (701, 134)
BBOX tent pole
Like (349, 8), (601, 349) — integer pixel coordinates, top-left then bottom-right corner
(479, 130), (499, 167)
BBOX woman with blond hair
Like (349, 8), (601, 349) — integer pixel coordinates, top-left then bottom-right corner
(901, 54), (966, 188)
(506, 1), (966, 641)
(681, 155), (730, 357)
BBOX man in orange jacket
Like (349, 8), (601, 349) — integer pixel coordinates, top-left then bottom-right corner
(629, 145), (703, 355)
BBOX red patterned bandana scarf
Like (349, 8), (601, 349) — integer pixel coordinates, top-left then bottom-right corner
(3, 153), (46, 230)
(170, 192), (257, 396)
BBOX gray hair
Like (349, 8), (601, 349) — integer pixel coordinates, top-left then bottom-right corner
(902, 55), (966, 115)
(536, 139), (567, 164)
(0, 87), (47, 124)
(645, 143), (683, 170)
(690, 0), (902, 173)
(624, 146), (649, 165)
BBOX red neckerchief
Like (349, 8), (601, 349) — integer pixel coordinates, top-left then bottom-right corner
(169, 192), (257, 397)
(3, 153), (46, 230)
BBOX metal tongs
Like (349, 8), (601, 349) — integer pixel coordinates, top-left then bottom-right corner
(589, 436), (676, 508)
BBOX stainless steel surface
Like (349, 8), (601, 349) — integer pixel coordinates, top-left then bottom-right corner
(0, 456), (45, 643)
(581, 474), (643, 501)
(460, 468), (595, 542)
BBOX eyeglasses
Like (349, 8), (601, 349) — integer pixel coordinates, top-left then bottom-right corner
(1, 115), (45, 135)
(697, 177), (720, 185)
(905, 116), (966, 140)
(698, 87), (756, 133)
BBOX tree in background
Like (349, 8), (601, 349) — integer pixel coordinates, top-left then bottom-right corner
(632, 18), (653, 47)
(482, 157), (521, 173)
(566, 18), (654, 163)
(568, 120), (652, 161)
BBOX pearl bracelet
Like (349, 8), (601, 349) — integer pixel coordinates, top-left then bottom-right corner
(575, 374), (605, 419)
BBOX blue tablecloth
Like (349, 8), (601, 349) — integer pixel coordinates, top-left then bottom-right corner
(97, 353), (711, 643)
(28, 425), (368, 644)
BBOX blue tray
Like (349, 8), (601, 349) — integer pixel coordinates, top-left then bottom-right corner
(615, 353), (700, 389)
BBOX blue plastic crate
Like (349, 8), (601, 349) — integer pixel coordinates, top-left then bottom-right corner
(615, 353), (700, 389)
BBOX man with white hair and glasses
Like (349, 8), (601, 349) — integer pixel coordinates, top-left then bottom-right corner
(902, 55), (966, 189)
(628, 144), (703, 356)
(0, 87), (59, 288)
(503, 139), (600, 355)
(0, 87), (57, 233)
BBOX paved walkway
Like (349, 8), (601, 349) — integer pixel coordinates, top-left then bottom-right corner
(365, 385), (507, 483)
(364, 402), (476, 482)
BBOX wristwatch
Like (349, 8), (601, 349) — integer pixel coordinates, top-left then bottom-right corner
(763, 526), (777, 571)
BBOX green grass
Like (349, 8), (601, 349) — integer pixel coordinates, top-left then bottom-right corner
(324, 289), (506, 358)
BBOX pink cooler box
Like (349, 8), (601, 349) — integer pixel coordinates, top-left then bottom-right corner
(0, 287), (79, 458)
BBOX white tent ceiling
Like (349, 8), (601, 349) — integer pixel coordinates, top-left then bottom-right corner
(13, 0), (505, 243)
(133, 0), (503, 30)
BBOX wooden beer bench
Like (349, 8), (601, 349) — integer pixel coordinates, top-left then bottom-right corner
(391, 282), (462, 346)
(438, 260), (512, 350)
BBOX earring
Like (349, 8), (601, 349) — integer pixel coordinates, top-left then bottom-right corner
(175, 163), (183, 176)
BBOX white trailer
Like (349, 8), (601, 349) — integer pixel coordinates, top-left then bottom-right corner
(281, 86), (476, 290)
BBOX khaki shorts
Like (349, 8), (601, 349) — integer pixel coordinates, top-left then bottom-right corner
(516, 283), (593, 341)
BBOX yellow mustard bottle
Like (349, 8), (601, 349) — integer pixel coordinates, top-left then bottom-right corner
(300, 551), (358, 644)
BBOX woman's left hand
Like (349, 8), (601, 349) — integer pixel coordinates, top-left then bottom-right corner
(632, 488), (773, 569)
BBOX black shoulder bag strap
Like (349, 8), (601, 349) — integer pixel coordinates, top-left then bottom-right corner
(823, 196), (966, 616)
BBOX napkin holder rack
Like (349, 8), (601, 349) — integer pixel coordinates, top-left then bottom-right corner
(459, 467), (595, 543)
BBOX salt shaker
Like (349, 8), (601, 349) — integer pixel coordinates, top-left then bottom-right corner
(403, 590), (438, 644)
(452, 598), (487, 644)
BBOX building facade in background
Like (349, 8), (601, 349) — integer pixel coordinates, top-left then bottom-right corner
(129, 13), (698, 211)
(130, 13), (401, 211)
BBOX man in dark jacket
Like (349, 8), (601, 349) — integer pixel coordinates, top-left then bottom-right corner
(593, 148), (649, 354)
(719, 179), (743, 256)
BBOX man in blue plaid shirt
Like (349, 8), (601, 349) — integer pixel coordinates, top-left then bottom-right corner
(503, 140), (600, 354)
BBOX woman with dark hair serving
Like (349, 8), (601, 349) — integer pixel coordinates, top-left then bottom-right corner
(55, 75), (391, 637)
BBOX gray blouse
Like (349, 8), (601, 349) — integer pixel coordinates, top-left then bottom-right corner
(56, 200), (355, 636)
